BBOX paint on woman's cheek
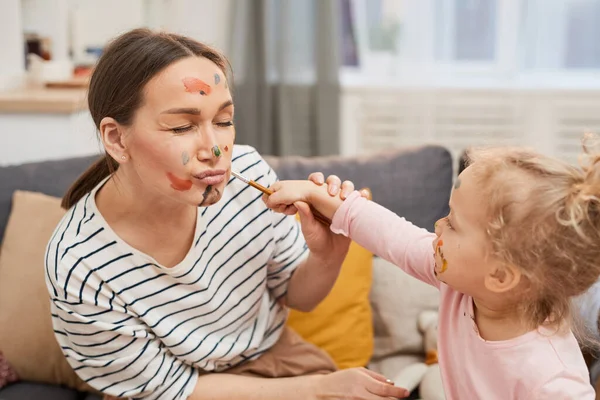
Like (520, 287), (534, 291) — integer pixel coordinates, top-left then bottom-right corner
(212, 145), (222, 158)
(182, 77), (212, 96)
(436, 239), (448, 273)
(181, 151), (190, 166)
(167, 172), (193, 191)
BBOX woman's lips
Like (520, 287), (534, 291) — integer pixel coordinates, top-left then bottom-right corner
(194, 174), (225, 185)
(192, 170), (226, 185)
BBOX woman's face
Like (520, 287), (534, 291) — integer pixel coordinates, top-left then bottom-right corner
(122, 56), (235, 207)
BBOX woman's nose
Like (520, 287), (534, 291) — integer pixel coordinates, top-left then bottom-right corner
(196, 125), (218, 162)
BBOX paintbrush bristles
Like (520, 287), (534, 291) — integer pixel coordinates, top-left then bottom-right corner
(230, 170), (249, 184)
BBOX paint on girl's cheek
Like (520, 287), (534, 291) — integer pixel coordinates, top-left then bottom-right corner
(182, 77), (212, 96)
(167, 172), (193, 191)
(224, 145), (229, 152)
(181, 151), (190, 166)
(436, 239), (448, 273)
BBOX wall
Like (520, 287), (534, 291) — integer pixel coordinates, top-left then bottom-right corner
(0, 111), (100, 166)
(0, 0), (25, 91)
(21, 0), (69, 61)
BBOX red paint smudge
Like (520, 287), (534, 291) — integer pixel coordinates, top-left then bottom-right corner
(224, 145), (229, 152)
(167, 172), (193, 191)
(182, 77), (212, 96)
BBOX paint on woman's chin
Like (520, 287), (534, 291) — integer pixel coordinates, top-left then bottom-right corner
(199, 185), (220, 207)
(436, 239), (448, 273)
(182, 77), (212, 96)
(167, 172), (193, 191)
(224, 145), (229, 153)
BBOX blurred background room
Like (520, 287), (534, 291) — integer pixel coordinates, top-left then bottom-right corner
(1, 0), (600, 168)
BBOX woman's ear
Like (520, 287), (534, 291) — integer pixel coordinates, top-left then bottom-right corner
(484, 264), (521, 293)
(100, 117), (129, 163)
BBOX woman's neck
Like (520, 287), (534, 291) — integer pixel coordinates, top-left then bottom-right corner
(472, 297), (531, 341)
(95, 170), (198, 267)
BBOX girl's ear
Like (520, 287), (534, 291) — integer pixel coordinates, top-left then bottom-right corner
(484, 264), (521, 293)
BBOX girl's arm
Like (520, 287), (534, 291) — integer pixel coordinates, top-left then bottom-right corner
(265, 181), (439, 287)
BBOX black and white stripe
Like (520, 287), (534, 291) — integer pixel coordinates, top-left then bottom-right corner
(44, 145), (307, 399)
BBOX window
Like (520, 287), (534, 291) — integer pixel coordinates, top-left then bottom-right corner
(435, 0), (497, 62)
(341, 0), (600, 88)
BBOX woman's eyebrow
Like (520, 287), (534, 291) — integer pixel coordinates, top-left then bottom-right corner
(161, 107), (201, 115)
(161, 100), (232, 115)
(219, 100), (234, 111)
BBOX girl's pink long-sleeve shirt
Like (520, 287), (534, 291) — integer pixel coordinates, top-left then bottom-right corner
(331, 192), (594, 400)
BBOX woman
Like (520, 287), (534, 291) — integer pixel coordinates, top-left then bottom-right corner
(45, 29), (408, 400)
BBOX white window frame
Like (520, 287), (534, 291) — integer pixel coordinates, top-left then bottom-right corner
(341, 0), (521, 87)
(341, 0), (600, 89)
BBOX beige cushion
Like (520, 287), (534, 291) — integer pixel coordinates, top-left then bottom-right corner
(0, 190), (93, 392)
(369, 256), (440, 358)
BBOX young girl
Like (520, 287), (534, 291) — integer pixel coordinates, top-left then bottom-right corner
(264, 146), (600, 399)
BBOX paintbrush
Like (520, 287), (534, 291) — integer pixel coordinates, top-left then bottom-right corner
(230, 170), (332, 226)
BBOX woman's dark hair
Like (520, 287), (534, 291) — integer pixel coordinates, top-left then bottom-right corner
(61, 28), (231, 209)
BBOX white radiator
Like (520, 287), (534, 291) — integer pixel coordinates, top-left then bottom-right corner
(340, 87), (600, 169)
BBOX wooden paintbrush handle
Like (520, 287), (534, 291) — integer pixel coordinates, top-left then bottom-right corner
(310, 208), (332, 226)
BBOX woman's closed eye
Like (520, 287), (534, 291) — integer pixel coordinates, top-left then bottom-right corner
(171, 125), (194, 134)
(171, 120), (233, 134)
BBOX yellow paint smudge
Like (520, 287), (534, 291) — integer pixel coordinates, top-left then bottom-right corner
(436, 239), (448, 273)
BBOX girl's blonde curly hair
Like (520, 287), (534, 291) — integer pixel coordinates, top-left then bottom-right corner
(464, 140), (600, 344)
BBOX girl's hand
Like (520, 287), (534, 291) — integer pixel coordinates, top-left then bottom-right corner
(308, 172), (371, 200)
(311, 368), (410, 399)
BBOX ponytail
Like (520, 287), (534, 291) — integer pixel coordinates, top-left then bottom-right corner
(61, 155), (118, 209)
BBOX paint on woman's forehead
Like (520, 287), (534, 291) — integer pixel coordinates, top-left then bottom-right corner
(182, 77), (212, 96)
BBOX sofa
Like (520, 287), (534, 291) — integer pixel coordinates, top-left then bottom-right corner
(0, 145), (453, 399)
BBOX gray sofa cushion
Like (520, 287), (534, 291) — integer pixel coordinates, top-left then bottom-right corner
(0, 382), (81, 400)
(0, 155), (99, 244)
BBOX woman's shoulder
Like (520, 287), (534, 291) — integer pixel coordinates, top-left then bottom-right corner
(231, 145), (275, 181)
(45, 192), (120, 287)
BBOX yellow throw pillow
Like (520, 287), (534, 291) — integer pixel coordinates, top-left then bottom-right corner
(287, 199), (374, 369)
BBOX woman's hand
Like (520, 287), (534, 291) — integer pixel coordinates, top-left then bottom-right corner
(311, 368), (410, 399)
(264, 172), (369, 264)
